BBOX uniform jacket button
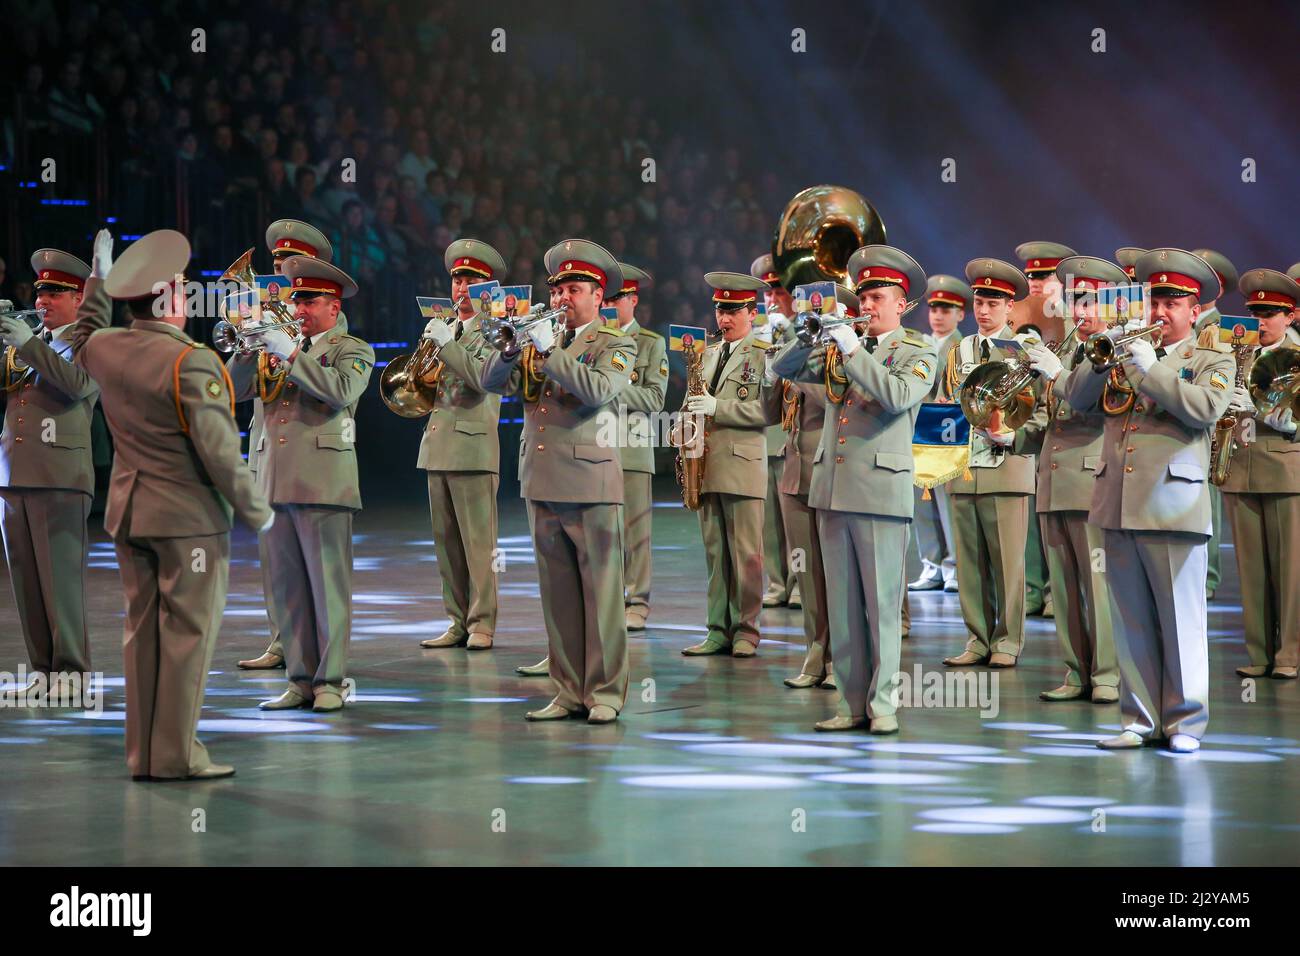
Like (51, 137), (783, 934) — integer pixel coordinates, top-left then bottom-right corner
(278, 437), (287, 444)
(838, 437), (846, 444)
(537, 443), (545, 450)
(1125, 465), (1133, 473)
(836, 456), (845, 463)
(1050, 462), (1058, 469)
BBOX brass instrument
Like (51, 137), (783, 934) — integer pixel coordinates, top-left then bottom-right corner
(1083, 324), (1163, 369)
(1209, 331), (1258, 486)
(958, 328), (1078, 432)
(793, 311), (854, 346)
(0, 302), (47, 391)
(1249, 345), (1300, 420)
(481, 303), (567, 352)
(668, 340), (712, 510)
(772, 184), (886, 289)
(380, 296), (468, 418)
(211, 248), (301, 354)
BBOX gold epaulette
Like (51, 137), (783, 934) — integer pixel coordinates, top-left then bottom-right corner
(901, 328), (928, 347)
(751, 339), (774, 351)
(597, 325), (629, 336)
(636, 328), (663, 340)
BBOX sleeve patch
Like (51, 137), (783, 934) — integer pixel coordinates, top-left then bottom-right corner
(611, 350), (628, 372)
(206, 379), (224, 399)
(913, 359), (932, 380)
(1208, 369), (1229, 390)
(659, 358), (669, 378)
(352, 357), (370, 374)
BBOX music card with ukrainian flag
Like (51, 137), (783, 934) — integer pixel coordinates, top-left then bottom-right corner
(792, 281), (836, 316)
(600, 306), (619, 326)
(467, 280), (500, 321)
(491, 284), (532, 318)
(1097, 282), (1148, 326)
(416, 296), (455, 321)
(1219, 314), (1260, 346)
(670, 324), (707, 354)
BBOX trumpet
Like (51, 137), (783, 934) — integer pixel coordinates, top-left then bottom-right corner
(212, 317), (302, 354)
(0, 302), (48, 392)
(793, 311), (854, 346)
(1083, 323), (1163, 368)
(0, 305), (48, 325)
(481, 302), (567, 352)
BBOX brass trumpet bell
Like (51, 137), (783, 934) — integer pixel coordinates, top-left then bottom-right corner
(959, 360), (1037, 432)
(1249, 345), (1300, 420)
(380, 338), (441, 418)
(772, 185), (887, 290)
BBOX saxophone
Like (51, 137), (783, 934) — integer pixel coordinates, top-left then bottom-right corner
(669, 342), (708, 510)
(1210, 338), (1255, 486)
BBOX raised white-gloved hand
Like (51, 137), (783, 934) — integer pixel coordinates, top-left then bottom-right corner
(753, 323), (773, 345)
(685, 393), (718, 416)
(0, 315), (35, 349)
(527, 320), (555, 353)
(1265, 405), (1298, 435)
(423, 319), (453, 347)
(92, 229), (114, 279)
(825, 322), (860, 357)
(259, 512), (276, 534)
(976, 426), (1014, 447)
(255, 326), (297, 360)
(1025, 341), (1063, 381)
(1228, 385), (1254, 414)
(1125, 337), (1158, 373)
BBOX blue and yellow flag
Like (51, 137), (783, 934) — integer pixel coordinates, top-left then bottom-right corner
(1097, 282), (1147, 325)
(670, 324), (707, 354)
(1219, 314), (1260, 346)
(912, 402), (971, 497)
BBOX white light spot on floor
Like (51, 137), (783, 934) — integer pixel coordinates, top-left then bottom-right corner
(197, 718), (330, 733)
(915, 823), (1022, 834)
(508, 776), (588, 785)
(920, 806), (1091, 825)
(643, 733), (747, 743)
(1024, 795), (1117, 807)
(811, 772), (955, 785)
(1156, 750), (1281, 763)
(458, 697), (526, 703)
(982, 722), (1067, 732)
(685, 742), (860, 759)
(860, 742), (1002, 756)
(621, 773), (806, 790)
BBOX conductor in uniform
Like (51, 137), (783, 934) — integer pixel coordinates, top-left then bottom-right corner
(607, 263), (667, 632)
(1061, 248), (1233, 753)
(1218, 268), (1300, 680)
(71, 229), (272, 780)
(238, 218), (335, 671)
(772, 245), (936, 733)
(0, 249), (100, 701)
(482, 240), (636, 723)
(417, 239), (508, 650)
(229, 257), (374, 713)
(680, 273), (772, 658)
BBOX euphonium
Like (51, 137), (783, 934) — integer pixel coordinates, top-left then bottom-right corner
(212, 248), (301, 353)
(959, 328), (1078, 432)
(668, 340), (713, 510)
(1248, 344), (1300, 420)
(380, 296), (469, 418)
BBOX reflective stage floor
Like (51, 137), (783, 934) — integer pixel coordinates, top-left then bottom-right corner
(2, 489), (1298, 867)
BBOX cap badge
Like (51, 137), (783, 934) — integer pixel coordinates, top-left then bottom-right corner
(41, 271), (48, 278)
(1258, 291), (1266, 299)
(983, 278), (992, 286)
(296, 278), (303, 285)
(1159, 274), (1167, 282)
(564, 262), (573, 270)
(1033, 259), (1041, 266)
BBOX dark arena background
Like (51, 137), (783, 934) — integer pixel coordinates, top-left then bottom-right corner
(1, 0), (1297, 917)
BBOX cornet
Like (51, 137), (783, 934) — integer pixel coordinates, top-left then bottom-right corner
(0, 305), (48, 325)
(793, 310), (854, 346)
(212, 317), (302, 354)
(481, 302), (567, 352)
(1083, 324), (1163, 368)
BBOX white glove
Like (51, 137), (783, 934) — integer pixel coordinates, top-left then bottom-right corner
(763, 363), (779, 387)
(1265, 405), (1297, 436)
(1228, 385), (1254, 414)
(259, 512), (276, 533)
(825, 323), (860, 357)
(769, 312), (791, 333)
(1125, 337), (1158, 373)
(685, 393), (718, 416)
(423, 319), (453, 347)
(254, 326), (297, 360)
(1025, 341), (1063, 381)
(92, 229), (114, 279)
(527, 321), (555, 353)
(976, 426), (1014, 447)
(753, 324), (773, 345)
(0, 316), (34, 349)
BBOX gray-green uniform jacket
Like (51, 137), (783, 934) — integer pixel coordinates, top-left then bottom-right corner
(418, 319), (502, 474)
(616, 320), (667, 474)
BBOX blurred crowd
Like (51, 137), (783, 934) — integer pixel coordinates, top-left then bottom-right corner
(2, 0), (792, 340)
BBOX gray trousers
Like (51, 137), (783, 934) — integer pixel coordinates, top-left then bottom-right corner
(0, 488), (92, 674)
(1102, 528), (1210, 740)
(427, 470), (500, 637)
(912, 484), (955, 580)
(818, 510), (908, 720)
(531, 500), (628, 712)
(762, 459), (792, 600)
(622, 470), (653, 613)
(781, 491), (830, 676)
(258, 530), (284, 659)
(116, 531), (229, 779)
(1041, 511), (1117, 688)
(264, 504), (354, 697)
(950, 492), (1028, 657)
(699, 492), (765, 647)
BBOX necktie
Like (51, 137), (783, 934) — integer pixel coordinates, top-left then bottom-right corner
(979, 339), (990, 362)
(864, 337), (878, 354)
(1155, 346), (1167, 359)
(300, 337), (312, 353)
(1072, 344), (1085, 366)
(562, 327), (576, 349)
(454, 321), (463, 341)
(710, 341), (731, 393)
